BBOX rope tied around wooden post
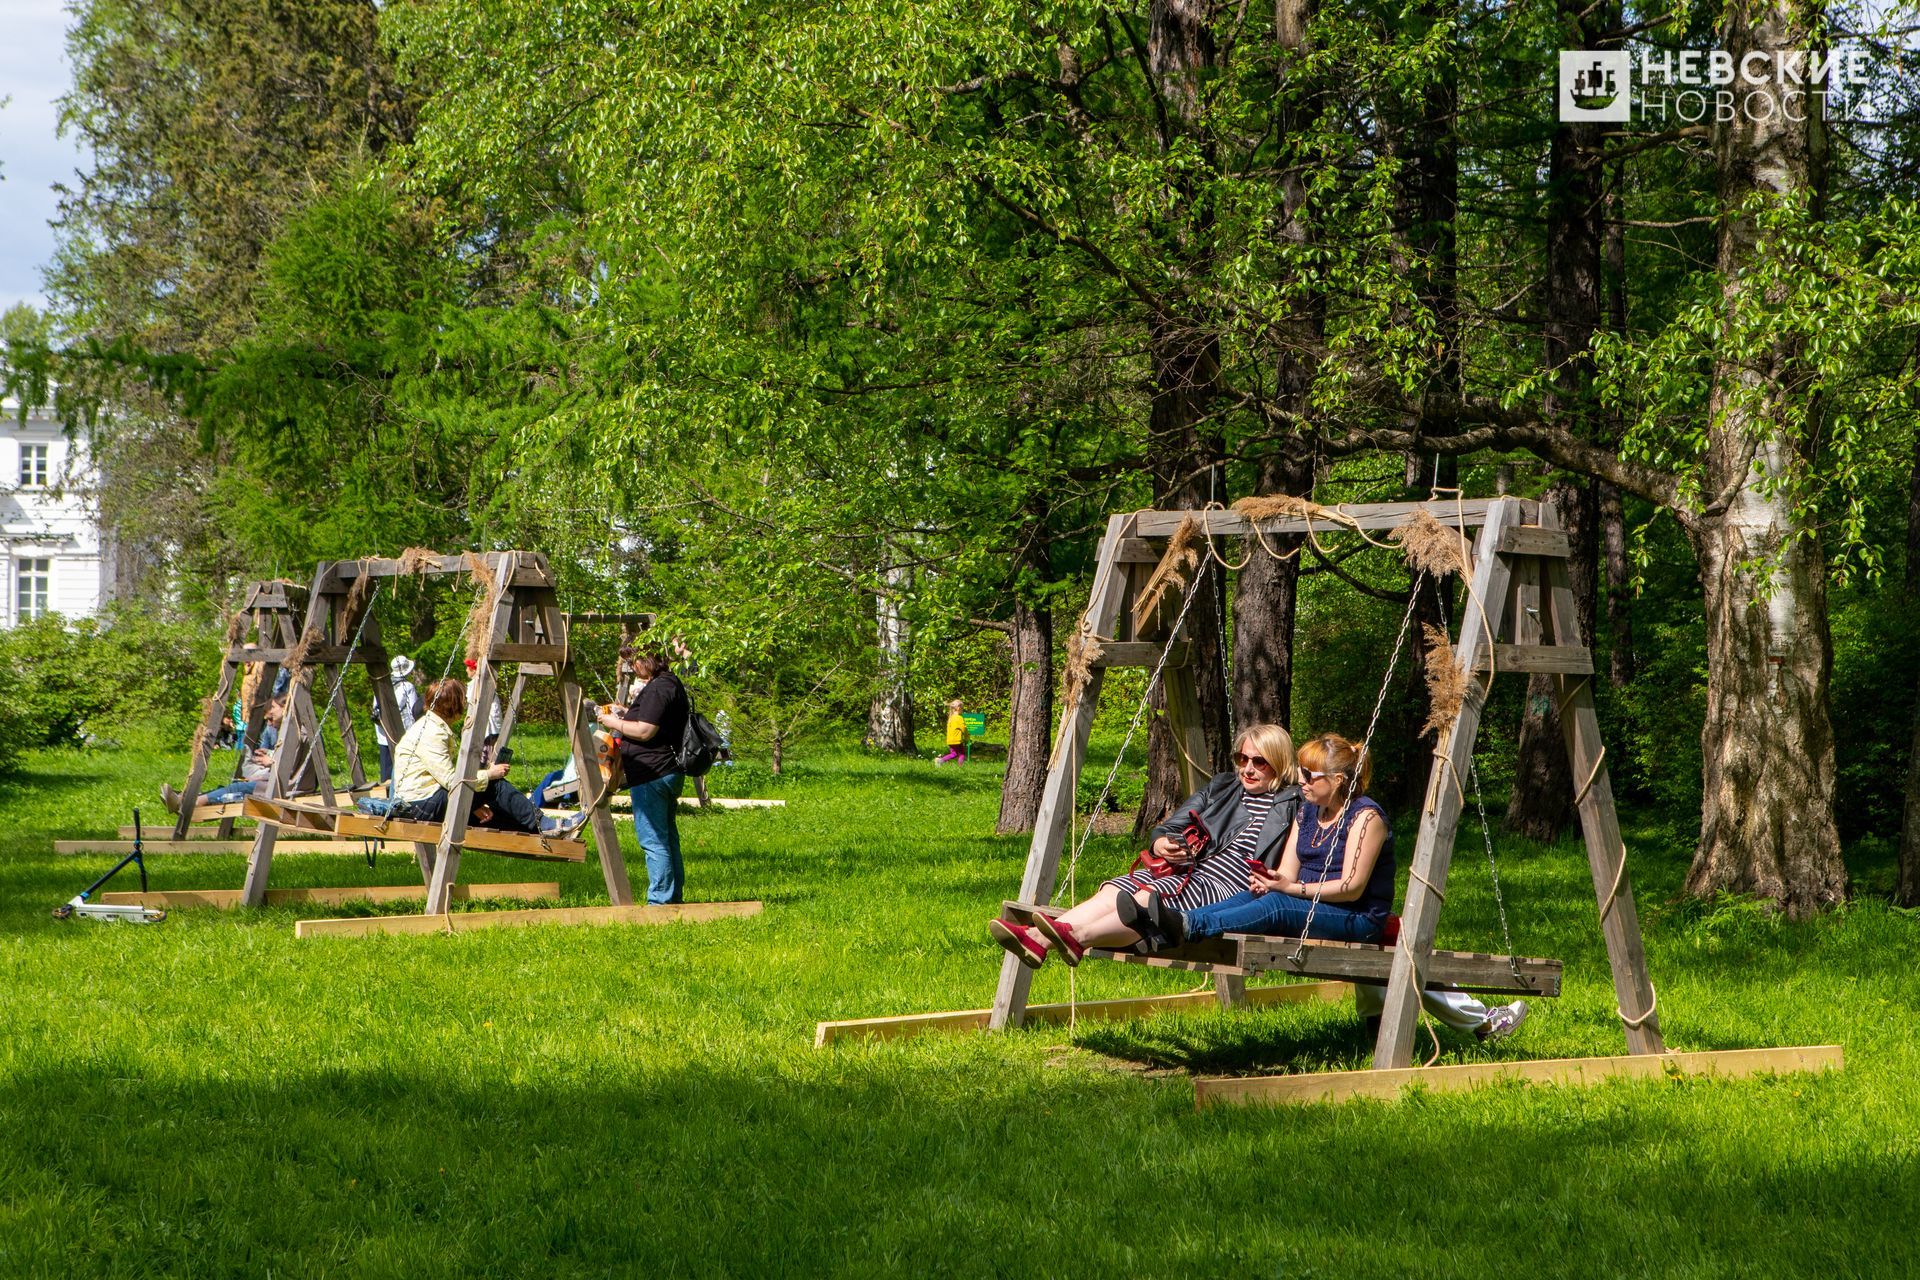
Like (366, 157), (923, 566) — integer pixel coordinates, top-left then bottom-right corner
(1617, 982), (1658, 1030)
(1573, 745), (1608, 810)
(1597, 844), (1630, 921)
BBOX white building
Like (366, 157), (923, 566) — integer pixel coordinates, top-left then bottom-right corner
(0, 401), (113, 625)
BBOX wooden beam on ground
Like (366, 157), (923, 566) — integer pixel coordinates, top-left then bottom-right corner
(335, 813), (586, 863)
(1132, 499), (1498, 539)
(1193, 1045), (1844, 1109)
(121, 824), (341, 839)
(293, 899), (763, 938)
(813, 981), (1353, 1047)
(58, 839), (381, 855)
(97, 883), (560, 910)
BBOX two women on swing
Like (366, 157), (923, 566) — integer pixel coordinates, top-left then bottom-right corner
(988, 725), (1527, 1043)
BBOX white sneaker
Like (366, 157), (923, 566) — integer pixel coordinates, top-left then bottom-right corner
(541, 812), (588, 837)
(1477, 1000), (1529, 1042)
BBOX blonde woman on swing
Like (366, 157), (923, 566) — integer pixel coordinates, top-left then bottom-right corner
(1139, 732), (1528, 1043)
(989, 724), (1303, 968)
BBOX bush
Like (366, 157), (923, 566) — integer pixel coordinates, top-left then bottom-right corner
(0, 607), (219, 759)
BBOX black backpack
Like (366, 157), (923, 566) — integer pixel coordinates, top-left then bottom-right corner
(675, 690), (729, 778)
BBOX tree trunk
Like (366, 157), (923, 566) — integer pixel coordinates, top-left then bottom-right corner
(865, 559), (915, 754)
(1599, 481), (1635, 687)
(1232, 0), (1319, 738)
(1505, 0), (1610, 840)
(1136, 0), (1231, 836)
(997, 503), (1054, 835)
(1684, 0), (1844, 917)
(1233, 449), (1311, 731)
(1895, 351), (1920, 901)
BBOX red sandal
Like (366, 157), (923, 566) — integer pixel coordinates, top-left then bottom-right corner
(988, 919), (1048, 969)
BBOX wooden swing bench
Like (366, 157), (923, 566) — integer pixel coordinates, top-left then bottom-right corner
(244, 797), (588, 863)
(999, 902), (1562, 997)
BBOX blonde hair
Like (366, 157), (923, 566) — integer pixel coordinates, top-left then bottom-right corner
(1298, 732), (1371, 800)
(1235, 723), (1298, 788)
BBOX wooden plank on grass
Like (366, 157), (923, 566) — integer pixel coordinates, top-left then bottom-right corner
(97, 883), (561, 910)
(294, 900), (764, 938)
(1193, 1044), (1845, 1109)
(814, 981), (1353, 1047)
(58, 839), (375, 855)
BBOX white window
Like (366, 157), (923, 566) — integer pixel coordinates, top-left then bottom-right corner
(19, 443), (48, 489)
(16, 558), (50, 621)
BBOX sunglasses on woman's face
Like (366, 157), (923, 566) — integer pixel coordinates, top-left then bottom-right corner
(1299, 768), (1328, 782)
(1232, 752), (1273, 772)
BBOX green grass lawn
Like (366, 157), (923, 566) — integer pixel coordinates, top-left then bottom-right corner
(2, 733), (1916, 1278)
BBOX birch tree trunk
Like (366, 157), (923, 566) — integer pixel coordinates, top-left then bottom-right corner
(1684, 0), (1844, 917)
(865, 559), (915, 754)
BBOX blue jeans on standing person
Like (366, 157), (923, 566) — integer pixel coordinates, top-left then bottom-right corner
(1182, 889), (1386, 943)
(630, 773), (685, 904)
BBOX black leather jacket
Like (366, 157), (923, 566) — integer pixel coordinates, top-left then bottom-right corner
(1152, 771), (1303, 870)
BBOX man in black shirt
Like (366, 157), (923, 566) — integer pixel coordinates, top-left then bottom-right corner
(594, 648), (691, 903)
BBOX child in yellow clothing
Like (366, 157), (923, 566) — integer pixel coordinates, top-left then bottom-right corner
(937, 699), (966, 764)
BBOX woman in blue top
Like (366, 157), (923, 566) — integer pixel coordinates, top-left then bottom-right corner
(1138, 730), (1531, 1043)
(1143, 732), (1392, 946)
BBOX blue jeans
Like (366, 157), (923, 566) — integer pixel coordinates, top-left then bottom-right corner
(630, 773), (685, 904)
(531, 768), (568, 811)
(1184, 890), (1385, 943)
(204, 780), (258, 804)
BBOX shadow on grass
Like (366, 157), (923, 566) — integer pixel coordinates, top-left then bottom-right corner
(0, 1056), (1899, 1279)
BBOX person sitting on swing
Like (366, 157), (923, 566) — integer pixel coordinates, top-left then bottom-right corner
(988, 723), (1303, 968)
(1132, 731), (1527, 1042)
(391, 679), (586, 838)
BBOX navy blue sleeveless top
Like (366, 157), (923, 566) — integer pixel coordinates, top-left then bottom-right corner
(1294, 795), (1395, 920)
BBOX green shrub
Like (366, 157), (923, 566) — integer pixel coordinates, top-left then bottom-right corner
(0, 607), (218, 756)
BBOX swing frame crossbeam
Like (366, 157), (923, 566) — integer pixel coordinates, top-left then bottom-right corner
(240, 550), (636, 914)
(821, 496), (1841, 1102)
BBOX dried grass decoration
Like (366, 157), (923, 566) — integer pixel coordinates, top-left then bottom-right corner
(396, 546), (442, 576)
(1391, 508), (1472, 581)
(1420, 623), (1470, 739)
(1229, 493), (1329, 524)
(1131, 514), (1202, 634)
(461, 552), (500, 664)
(1055, 626), (1109, 755)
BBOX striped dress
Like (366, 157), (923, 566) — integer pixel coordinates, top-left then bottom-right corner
(1103, 790), (1286, 911)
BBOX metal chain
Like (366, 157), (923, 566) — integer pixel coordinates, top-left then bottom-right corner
(1468, 755), (1524, 983)
(279, 580), (383, 795)
(1054, 559), (1213, 906)
(1289, 571), (1426, 956)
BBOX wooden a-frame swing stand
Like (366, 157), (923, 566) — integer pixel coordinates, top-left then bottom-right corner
(240, 551), (624, 914)
(816, 497), (1841, 1102)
